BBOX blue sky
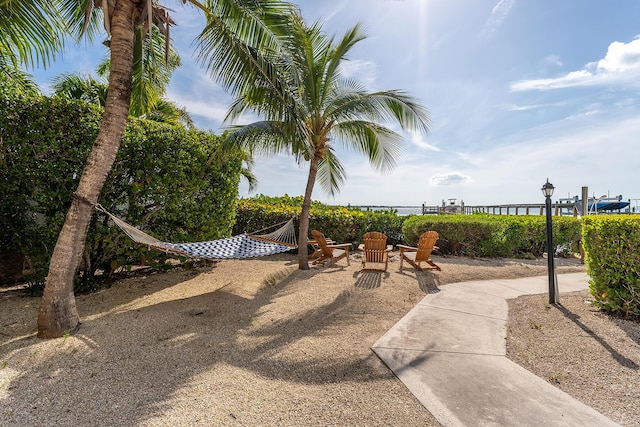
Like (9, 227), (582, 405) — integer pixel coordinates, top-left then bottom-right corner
(31, 0), (640, 207)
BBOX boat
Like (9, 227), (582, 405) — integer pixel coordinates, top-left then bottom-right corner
(561, 195), (630, 215)
(421, 198), (464, 214)
(439, 198), (464, 214)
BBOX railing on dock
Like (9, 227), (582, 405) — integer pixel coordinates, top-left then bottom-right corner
(419, 187), (638, 216)
(463, 203), (573, 216)
(419, 203), (580, 216)
(421, 202), (571, 216)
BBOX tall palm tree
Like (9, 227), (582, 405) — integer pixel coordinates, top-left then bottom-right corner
(225, 18), (431, 269)
(37, 0), (296, 338)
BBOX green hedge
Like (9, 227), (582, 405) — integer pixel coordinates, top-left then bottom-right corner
(582, 215), (640, 315)
(402, 213), (582, 258)
(0, 95), (243, 291)
(233, 196), (585, 259)
(234, 195), (405, 246)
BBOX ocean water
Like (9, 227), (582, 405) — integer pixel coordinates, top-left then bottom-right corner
(357, 206), (423, 216)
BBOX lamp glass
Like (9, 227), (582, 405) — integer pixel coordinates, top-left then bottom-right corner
(542, 180), (555, 198)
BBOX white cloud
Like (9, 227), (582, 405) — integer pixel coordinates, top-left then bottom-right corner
(511, 70), (595, 91)
(596, 37), (640, 72)
(544, 55), (563, 67)
(167, 95), (229, 129)
(481, 0), (516, 38)
(511, 36), (640, 91)
(409, 130), (441, 151)
(429, 172), (473, 186)
(504, 101), (567, 111)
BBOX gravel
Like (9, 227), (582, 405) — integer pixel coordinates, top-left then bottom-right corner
(4, 253), (632, 426)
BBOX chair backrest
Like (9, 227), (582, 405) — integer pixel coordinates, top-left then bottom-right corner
(362, 231), (388, 263)
(311, 230), (333, 257)
(416, 231), (438, 261)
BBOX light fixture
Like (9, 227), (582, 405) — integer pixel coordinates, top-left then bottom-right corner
(541, 179), (555, 198)
(542, 178), (557, 304)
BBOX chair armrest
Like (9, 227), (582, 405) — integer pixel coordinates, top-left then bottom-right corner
(397, 244), (417, 252)
(309, 239), (335, 246)
(357, 244), (364, 251)
(327, 243), (351, 250)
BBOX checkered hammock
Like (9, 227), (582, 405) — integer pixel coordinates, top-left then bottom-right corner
(96, 205), (297, 259)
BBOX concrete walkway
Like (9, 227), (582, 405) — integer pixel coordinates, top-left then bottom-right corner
(371, 272), (621, 427)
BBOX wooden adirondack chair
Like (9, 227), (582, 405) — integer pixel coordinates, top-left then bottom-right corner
(310, 230), (351, 266)
(358, 231), (393, 272)
(308, 237), (334, 261)
(397, 231), (441, 271)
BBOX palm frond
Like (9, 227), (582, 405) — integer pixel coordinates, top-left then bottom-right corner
(0, 0), (64, 69)
(129, 27), (180, 117)
(51, 72), (108, 106)
(327, 86), (431, 135)
(331, 120), (404, 173)
(0, 65), (40, 96)
(317, 149), (345, 196)
(144, 99), (195, 128)
(195, 0), (297, 96)
(58, 0), (102, 41)
(225, 121), (288, 155)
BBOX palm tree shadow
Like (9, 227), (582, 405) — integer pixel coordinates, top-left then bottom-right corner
(3, 264), (401, 422)
(555, 304), (638, 369)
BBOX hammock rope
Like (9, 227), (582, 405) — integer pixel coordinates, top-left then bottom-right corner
(95, 205), (297, 259)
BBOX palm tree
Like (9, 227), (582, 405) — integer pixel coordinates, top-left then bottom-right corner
(225, 18), (431, 270)
(37, 0), (296, 338)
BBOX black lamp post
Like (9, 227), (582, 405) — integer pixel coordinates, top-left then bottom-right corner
(542, 179), (557, 304)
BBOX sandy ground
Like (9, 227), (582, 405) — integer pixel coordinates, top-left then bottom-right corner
(1, 252), (637, 426)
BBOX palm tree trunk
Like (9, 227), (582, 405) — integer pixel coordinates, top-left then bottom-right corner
(37, 1), (135, 338)
(298, 155), (321, 270)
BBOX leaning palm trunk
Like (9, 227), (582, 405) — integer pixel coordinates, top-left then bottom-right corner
(298, 155), (321, 270)
(37, 2), (135, 338)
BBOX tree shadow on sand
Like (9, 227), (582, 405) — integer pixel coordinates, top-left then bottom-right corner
(1, 263), (405, 425)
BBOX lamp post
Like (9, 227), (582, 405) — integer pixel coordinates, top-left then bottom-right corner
(542, 179), (557, 304)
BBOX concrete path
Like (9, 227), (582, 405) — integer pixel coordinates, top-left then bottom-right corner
(372, 273), (621, 427)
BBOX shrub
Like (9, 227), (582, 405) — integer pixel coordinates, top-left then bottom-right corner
(0, 95), (243, 292)
(234, 196), (404, 246)
(582, 215), (640, 315)
(402, 213), (581, 258)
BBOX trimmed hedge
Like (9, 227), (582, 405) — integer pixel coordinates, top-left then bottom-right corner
(234, 197), (583, 259)
(582, 215), (640, 315)
(402, 213), (582, 258)
(234, 195), (405, 246)
(0, 94), (243, 290)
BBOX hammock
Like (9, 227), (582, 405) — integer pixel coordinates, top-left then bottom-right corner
(95, 205), (297, 259)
